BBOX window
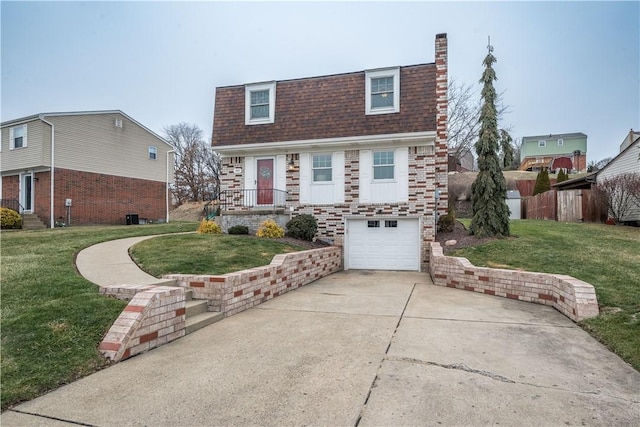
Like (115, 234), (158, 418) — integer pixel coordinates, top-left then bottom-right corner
(373, 151), (394, 180)
(148, 145), (157, 160)
(365, 67), (400, 115)
(538, 140), (546, 147)
(312, 154), (332, 182)
(367, 220), (380, 228)
(245, 82), (276, 125)
(557, 138), (564, 146)
(10, 125), (27, 149)
(385, 220), (398, 228)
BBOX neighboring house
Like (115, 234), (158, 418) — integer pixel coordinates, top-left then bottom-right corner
(519, 132), (587, 172)
(448, 147), (474, 172)
(211, 34), (449, 272)
(596, 129), (640, 223)
(1, 110), (175, 227)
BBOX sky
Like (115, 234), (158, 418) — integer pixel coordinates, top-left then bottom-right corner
(1, 0), (639, 164)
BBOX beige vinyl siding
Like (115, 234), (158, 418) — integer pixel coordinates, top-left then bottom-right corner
(1, 119), (48, 174)
(49, 113), (171, 182)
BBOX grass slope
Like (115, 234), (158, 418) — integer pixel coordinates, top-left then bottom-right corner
(452, 220), (640, 371)
(0, 223), (198, 410)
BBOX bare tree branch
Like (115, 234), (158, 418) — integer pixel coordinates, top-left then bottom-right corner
(164, 123), (220, 204)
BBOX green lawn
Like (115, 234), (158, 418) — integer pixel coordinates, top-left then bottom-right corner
(0, 223), (308, 411)
(0, 223), (200, 410)
(129, 234), (306, 276)
(452, 220), (640, 371)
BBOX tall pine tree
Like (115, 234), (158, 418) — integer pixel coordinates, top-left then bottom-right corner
(470, 40), (510, 238)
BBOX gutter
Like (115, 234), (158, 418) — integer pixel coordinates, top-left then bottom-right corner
(166, 150), (175, 223)
(39, 115), (55, 228)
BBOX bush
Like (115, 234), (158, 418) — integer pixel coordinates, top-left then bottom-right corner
(1, 208), (22, 229)
(228, 225), (249, 235)
(256, 219), (285, 238)
(437, 209), (455, 233)
(286, 214), (318, 241)
(197, 219), (222, 234)
(533, 168), (551, 196)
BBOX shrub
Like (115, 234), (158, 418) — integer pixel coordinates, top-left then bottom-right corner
(437, 209), (455, 233)
(228, 225), (249, 235)
(1, 208), (22, 229)
(286, 214), (318, 241)
(197, 219), (222, 234)
(533, 168), (551, 196)
(256, 219), (285, 238)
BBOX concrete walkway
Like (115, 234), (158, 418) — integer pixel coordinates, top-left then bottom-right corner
(2, 267), (639, 426)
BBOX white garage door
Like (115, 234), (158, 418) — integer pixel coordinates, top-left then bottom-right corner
(346, 218), (420, 271)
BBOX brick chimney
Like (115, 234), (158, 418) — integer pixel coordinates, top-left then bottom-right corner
(435, 33), (448, 219)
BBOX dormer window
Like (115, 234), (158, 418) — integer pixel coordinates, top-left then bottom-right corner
(245, 82), (276, 125)
(365, 67), (400, 115)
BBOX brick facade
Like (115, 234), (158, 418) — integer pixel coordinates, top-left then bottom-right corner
(2, 168), (167, 226)
(429, 242), (599, 322)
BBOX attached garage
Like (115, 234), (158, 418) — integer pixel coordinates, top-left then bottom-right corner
(345, 218), (421, 271)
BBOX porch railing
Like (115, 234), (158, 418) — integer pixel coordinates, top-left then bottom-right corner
(1, 199), (23, 213)
(219, 189), (287, 211)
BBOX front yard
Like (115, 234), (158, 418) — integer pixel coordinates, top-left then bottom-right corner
(450, 220), (640, 372)
(2, 220), (638, 410)
(0, 224), (305, 410)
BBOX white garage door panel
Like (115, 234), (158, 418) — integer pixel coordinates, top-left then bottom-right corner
(347, 219), (420, 271)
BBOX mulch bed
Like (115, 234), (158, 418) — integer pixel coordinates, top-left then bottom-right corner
(435, 220), (498, 254)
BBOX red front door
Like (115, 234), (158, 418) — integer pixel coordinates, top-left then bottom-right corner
(257, 159), (274, 205)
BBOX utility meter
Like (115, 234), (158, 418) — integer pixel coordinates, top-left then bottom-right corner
(65, 199), (72, 207)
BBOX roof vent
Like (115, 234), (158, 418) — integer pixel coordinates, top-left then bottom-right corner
(115, 118), (123, 128)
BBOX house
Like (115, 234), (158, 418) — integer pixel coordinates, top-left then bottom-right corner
(211, 34), (448, 271)
(1, 110), (175, 228)
(448, 147), (474, 172)
(596, 129), (640, 223)
(519, 132), (587, 172)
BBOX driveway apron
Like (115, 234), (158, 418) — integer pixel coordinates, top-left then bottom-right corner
(3, 271), (639, 426)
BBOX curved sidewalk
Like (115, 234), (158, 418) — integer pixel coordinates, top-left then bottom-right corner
(76, 235), (175, 287)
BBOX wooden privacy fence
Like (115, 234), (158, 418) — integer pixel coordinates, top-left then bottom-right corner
(523, 189), (606, 222)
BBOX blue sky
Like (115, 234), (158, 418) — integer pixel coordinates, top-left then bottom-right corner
(1, 1), (638, 163)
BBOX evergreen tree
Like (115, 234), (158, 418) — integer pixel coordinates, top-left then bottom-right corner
(499, 129), (514, 169)
(533, 168), (551, 195)
(556, 169), (569, 183)
(470, 40), (510, 238)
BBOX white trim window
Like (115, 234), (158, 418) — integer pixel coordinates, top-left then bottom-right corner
(10, 125), (27, 149)
(557, 138), (564, 146)
(245, 82), (276, 125)
(365, 67), (400, 115)
(148, 145), (158, 160)
(312, 154), (332, 183)
(538, 140), (546, 148)
(373, 150), (395, 180)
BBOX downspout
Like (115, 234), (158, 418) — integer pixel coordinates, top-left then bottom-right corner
(166, 150), (175, 223)
(39, 115), (55, 228)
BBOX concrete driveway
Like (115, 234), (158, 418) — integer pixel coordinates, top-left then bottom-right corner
(3, 271), (639, 426)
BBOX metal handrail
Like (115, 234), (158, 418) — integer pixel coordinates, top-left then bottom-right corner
(219, 189), (287, 210)
(0, 199), (23, 213)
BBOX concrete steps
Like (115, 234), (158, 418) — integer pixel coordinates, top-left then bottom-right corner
(184, 289), (223, 334)
(21, 213), (47, 230)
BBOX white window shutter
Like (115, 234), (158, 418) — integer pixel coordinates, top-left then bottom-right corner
(359, 150), (371, 202)
(244, 156), (255, 189)
(9, 128), (14, 149)
(396, 147), (409, 202)
(276, 154), (286, 191)
(333, 151), (345, 203)
(299, 153), (310, 203)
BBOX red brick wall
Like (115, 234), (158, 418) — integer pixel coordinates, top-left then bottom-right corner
(3, 169), (167, 226)
(212, 64), (437, 146)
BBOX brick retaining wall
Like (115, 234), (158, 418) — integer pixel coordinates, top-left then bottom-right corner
(99, 286), (186, 362)
(429, 242), (599, 322)
(165, 246), (342, 317)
